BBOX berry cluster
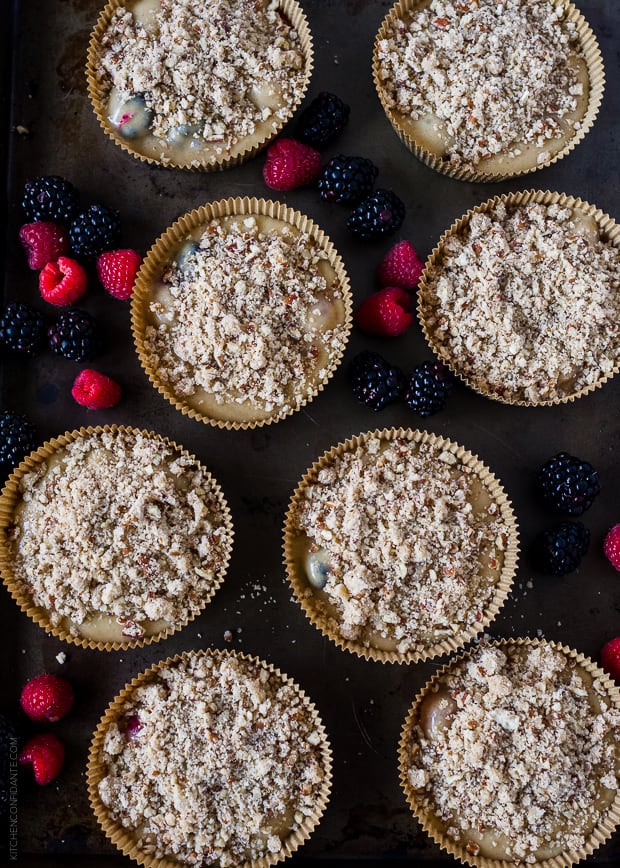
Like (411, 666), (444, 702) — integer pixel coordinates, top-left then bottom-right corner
(531, 452), (601, 576)
(3, 175), (136, 411)
(263, 92), (405, 239)
(16, 674), (74, 786)
(349, 350), (454, 416)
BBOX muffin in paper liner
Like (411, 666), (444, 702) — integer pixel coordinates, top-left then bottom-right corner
(398, 637), (620, 868)
(86, 0), (313, 171)
(417, 190), (620, 407)
(282, 427), (519, 664)
(87, 648), (333, 868)
(372, 0), (605, 183)
(131, 196), (352, 430)
(0, 425), (234, 651)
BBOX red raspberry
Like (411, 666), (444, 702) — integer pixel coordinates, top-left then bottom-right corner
(377, 240), (424, 291)
(600, 637), (620, 681)
(263, 138), (321, 191)
(18, 733), (65, 785)
(603, 524), (620, 570)
(19, 221), (70, 270)
(39, 256), (87, 306)
(20, 674), (74, 722)
(97, 248), (142, 301)
(71, 369), (122, 410)
(354, 286), (413, 337)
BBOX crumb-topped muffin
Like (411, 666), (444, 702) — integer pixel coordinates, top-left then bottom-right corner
(374, 0), (602, 178)
(90, 651), (331, 867)
(419, 197), (620, 404)
(284, 430), (517, 661)
(89, 0), (311, 168)
(400, 641), (620, 864)
(135, 204), (350, 427)
(2, 427), (232, 646)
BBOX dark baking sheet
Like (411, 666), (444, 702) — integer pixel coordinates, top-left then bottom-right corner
(2, 0), (620, 865)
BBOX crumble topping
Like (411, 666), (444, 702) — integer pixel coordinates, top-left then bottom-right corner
(290, 436), (509, 653)
(404, 644), (620, 862)
(143, 216), (346, 414)
(376, 0), (584, 168)
(10, 429), (230, 635)
(96, 0), (305, 149)
(98, 654), (326, 867)
(422, 201), (620, 403)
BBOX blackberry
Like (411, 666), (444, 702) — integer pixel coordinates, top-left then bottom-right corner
(0, 303), (46, 355)
(0, 714), (19, 816)
(536, 452), (600, 515)
(48, 309), (101, 362)
(347, 189), (405, 239)
(349, 350), (406, 411)
(69, 204), (121, 257)
(21, 175), (80, 224)
(317, 155), (378, 205)
(532, 521), (589, 575)
(0, 412), (37, 469)
(296, 92), (350, 149)
(404, 361), (454, 417)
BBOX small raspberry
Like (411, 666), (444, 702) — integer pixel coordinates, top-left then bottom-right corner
(600, 637), (620, 681)
(263, 138), (321, 191)
(18, 733), (64, 785)
(20, 674), (74, 723)
(354, 287), (413, 337)
(19, 222), (70, 270)
(39, 256), (87, 306)
(124, 714), (144, 742)
(97, 249), (142, 301)
(71, 369), (122, 410)
(378, 240), (425, 291)
(603, 524), (620, 571)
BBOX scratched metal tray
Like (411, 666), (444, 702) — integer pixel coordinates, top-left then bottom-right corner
(1, 0), (619, 865)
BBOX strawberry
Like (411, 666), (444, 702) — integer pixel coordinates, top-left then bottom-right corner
(97, 248), (142, 301)
(603, 524), (620, 571)
(71, 369), (122, 410)
(354, 286), (413, 336)
(19, 221), (69, 270)
(18, 733), (65, 785)
(39, 256), (87, 306)
(600, 637), (620, 681)
(263, 138), (322, 191)
(377, 240), (424, 291)
(20, 674), (74, 723)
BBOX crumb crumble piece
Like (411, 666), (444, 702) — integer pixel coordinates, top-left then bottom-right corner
(423, 201), (620, 403)
(291, 436), (509, 652)
(98, 654), (326, 866)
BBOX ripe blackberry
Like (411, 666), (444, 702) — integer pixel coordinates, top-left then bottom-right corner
(536, 452), (600, 515)
(69, 204), (121, 257)
(0, 411), (37, 468)
(347, 189), (405, 239)
(48, 309), (101, 361)
(296, 92), (350, 149)
(404, 361), (455, 417)
(21, 175), (80, 224)
(532, 521), (589, 575)
(0, 303), (46, 355)
(349, 350), (406, 411)
(318, 155), (378, 205)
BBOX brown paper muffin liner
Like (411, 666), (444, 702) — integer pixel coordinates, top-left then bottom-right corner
(417, 189), (620, 407)
(398, 637), (620, 868)
(283, 427), (519, 664)
(0, 425), (234, 652)
(87, 648), (333, 868)
(131, 196), (352, 430)
(87, 0), (313, 171)
(372, 0), (605, 183)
